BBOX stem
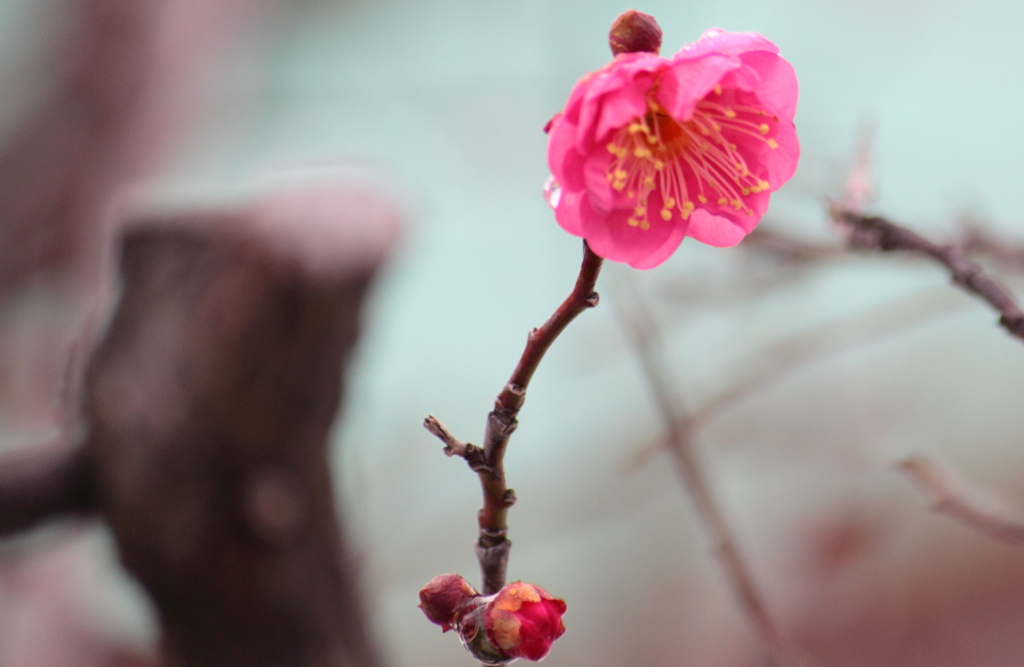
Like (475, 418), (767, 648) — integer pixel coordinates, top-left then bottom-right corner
(475, 241), (603, 593)
(831, 205), (1024, 341)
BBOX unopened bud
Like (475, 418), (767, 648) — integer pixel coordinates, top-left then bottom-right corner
(608, 10), (663, 55)
(418, 574), (479, 632)
(419, 577), (567, 664)
(484, 582), (567, 662)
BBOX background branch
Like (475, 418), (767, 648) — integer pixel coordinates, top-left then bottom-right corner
(899, 454), (1024, 546)
(0, 442), (94, 537)
(831, 205), (1024, 341)
(609, 270), (803, 667)
(629, 286), (965, 470)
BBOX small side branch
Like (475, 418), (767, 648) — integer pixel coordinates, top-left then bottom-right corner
(425, 241), (603, 594)
(0, 441), (94, 536)
(831, 205), (1024, 341)
(899, 454), (1024, 546)
(423, 415), (494, 477)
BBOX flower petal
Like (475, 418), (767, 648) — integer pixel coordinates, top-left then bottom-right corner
(554, 188), (584, 236)
(578, 197), (688, 269)
(582, 152), (615, 215)
(673, 28), (779, 60)
(657, 53), (740, 121)
(547, 117), (586, 192)
(685, 208), (749, 247)
(741, 50), (799, 122)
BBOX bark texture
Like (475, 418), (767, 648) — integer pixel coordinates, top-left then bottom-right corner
(78, 215), (386, 667)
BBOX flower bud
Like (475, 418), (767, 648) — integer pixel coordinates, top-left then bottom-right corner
(418, 574), (479, 632)
(483, 582), (567, 662)
(608, 9), (662, 55)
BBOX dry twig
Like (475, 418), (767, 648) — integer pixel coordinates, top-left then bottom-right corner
(899, 454), (1024, 546)
(628, 286), (966, 470)
(831, 205), (1024, 342)
(610, 271), (802, 667)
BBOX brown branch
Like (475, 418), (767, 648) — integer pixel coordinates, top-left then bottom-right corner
(609, 271), (803, 667)
(898, 454), (1024, 546)
(0, 441), (94, 536)
(423, 415), (493, 475)
(427, 241), (603, 594)
(0, 183), (400, 667)
(831, 204), (1024, 341)
(959, 222), (1024, 274)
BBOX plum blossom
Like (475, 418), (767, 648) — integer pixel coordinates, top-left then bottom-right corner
(483, 581), (567, 662)
(545, 28), (800, 269)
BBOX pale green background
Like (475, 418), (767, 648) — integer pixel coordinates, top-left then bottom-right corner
(2, 0), (1024, 665)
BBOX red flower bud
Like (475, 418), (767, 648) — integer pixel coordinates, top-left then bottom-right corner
(484, 582), (567, 661)
(418, 574), (479, 632)
(608, 9), (663, 56)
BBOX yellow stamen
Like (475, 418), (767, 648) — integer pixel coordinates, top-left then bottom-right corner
(602, 92), (782, 231)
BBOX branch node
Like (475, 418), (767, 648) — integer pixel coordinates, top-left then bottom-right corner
(502, 489), (517, 508)
(488, 407), (520, 437)
(586, 291), (600, 307)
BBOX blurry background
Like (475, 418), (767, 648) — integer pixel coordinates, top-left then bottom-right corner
(3, 0), (1024, 665)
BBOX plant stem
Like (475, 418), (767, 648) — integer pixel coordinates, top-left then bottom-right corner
(473, 241), (603, 593)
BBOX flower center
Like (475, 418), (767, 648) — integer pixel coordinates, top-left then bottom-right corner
(605, 85), (779, 230)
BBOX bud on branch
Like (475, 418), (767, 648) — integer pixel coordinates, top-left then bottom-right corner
(419, 575), (567, 665)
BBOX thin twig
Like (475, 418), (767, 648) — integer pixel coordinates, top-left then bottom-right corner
(830, 204), (1024, 341)
(423, 415), (493, 475)
(959, 221), (1024, 274)
(629, 286), (965, 470)
(425, 241), (603, 594)
(609, 271), (801, 667)
(899, 454), (1024, 546)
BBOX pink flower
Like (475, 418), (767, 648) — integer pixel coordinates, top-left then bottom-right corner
(546, 28), (800, 269)
(483, 581), (567, 662)
(418, 574), (479, 632)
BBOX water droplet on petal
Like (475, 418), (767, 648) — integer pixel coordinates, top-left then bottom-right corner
(543, 176), (562, 210)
